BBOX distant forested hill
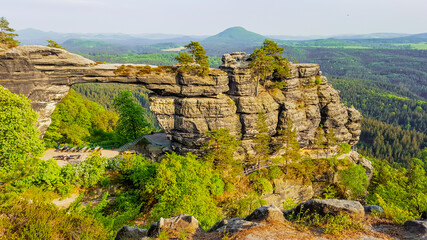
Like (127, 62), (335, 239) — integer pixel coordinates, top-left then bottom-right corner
(284, 47), (427, 100)
(329, 77), (426, 134)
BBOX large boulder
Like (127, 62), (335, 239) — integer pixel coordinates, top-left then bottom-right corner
(147, 214), (204, 237)
(364, 205), (384, 216)
(115, 225), (147, 240)
(207, 218), (261, 233)
(404, 220), (427, 239)
(244, 205), (286, 222)
(291, 199), (365, 217)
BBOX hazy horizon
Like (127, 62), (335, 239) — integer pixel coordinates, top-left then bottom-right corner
(3, 0), (427, 36)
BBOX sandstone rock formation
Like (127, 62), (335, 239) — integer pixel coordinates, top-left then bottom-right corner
(147, 214), (204, 238)
(287, 198), (365, 217)
(0, 46), (361, 156)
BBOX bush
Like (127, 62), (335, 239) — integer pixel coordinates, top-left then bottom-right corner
(73, 152), (108, 188)
(339, 143), (352, 154)
(338, 163), (369, 200)
(267, 165), (283, 180)
(324, 213), (364, 234)
(253, 178), (273, 194)
(282, 198), (298, 210)
(0, 188), (108, 239)
(376, 194), (419, 224)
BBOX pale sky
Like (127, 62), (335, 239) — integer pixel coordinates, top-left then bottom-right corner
(2, 0), (426, 36)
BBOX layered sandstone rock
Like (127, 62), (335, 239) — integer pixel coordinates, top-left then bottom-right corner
(0, 46), (361, 156)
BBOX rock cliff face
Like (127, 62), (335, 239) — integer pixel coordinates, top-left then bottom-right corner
(0, 46), (361, 155)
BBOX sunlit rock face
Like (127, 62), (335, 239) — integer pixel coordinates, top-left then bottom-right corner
(0, 46), (361, 154)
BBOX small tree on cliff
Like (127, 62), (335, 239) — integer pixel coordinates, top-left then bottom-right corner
(175, 41), (209, 76)
(0, 86), (44, 171)
(252, 112), (271, 173)
(0, 17), (19, 49)
(46, 40), (66, 49)
(315, 126), (326, 158)
(275, 118), (300, 173)
(249, 39), (291, 95)
(113, 90), (151, 141)
(203, 128), (242, 178)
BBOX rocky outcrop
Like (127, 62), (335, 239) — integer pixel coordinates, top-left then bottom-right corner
(147, 214), (204, 238)
(287, 199), (365, 217)
(0, 46), (361, 155)
(404, 220), (427, 239)
(115, 225), (147, 240)
(364, 205), (384, 216)
(244, 205), (286, 222)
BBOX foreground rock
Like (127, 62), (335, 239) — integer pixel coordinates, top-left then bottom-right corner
(404, 220), (427, 239)
(147, 214), (204, 237)
(207, 218), (261, 233)
(244, 205), (286, 222)
(115, 225), (147, 240)
(288, 199), (365, 217)
(364, 205), (384, 216)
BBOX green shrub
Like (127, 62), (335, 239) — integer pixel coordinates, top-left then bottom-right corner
(338, 143), (352, 154)
(273, 80), (286, 90)
(324, 213), (364, 234)
(253, 178), (273, 194)
(229, 190), (266, 218)
(376, 194), (419, 224)
(0, 188), (108, 239)
(338, 163), (368, 200)
(315, 76), (322, 85)
(282, 198), (298, 210)
(210, 174), (225, 196)
(73, 152), (108, 188)
(267, 165), (283, 180)
(321, 186), (338, 199)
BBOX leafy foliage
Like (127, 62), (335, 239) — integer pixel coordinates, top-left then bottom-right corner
(367, 156), (427, 222)
(44, 89), (120, 147)
(0, 86), (44, 171)
(0, 188), (108, 239)
(113, 90), (152, 141)
(203, 128), (242, 178)
(338, 163), (369, 200)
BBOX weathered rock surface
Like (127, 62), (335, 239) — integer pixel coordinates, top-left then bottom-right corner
(0, 46), (361, 156)
(115, 225), (147, 240)
(244, 205), (286, 222)
(147, 214), (204, 237)
(290, 199), (365, 217)
(364, 205), (384, 216)
(404, 220), (427, 239)
(207, 218), (261, 233)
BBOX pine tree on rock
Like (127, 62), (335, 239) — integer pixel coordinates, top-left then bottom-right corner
(0, 17), (19, 49)
(175, 41), (209, 76)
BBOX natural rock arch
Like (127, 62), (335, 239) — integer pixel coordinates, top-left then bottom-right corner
(0, 46), (361, 154)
